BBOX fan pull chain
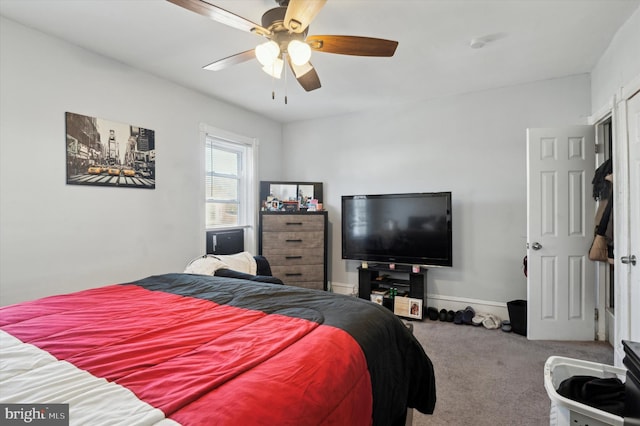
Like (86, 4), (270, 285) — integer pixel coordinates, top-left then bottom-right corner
(271, 64), (276, 100)
(284, 55), (288, 105)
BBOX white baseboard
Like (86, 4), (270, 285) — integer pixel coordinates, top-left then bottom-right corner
(329, 281), (358, 296)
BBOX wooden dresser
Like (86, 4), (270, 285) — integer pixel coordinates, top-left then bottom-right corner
(259, 211), (328, 290)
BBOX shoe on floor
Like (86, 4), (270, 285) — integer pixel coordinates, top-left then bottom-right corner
(453, 310), (464, 324)
(482, 314), (501, 330)
(472, 313), (487, 326)
(439, 308), (448, 321)
(501, 320), (512, 332)
(446, 310), (455, 322)
(427, 307), (439, 321)
(462, 306), (475, 325)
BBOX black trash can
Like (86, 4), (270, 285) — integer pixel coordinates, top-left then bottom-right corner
(507, 300), (527, 336)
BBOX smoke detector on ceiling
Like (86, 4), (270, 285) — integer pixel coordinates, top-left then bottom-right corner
(469, 38), (485, 49)
(469, 33), (508, 49)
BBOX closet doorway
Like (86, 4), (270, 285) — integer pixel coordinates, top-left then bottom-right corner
(593, 116), (614, 345)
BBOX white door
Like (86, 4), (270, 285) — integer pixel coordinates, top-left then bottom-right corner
(527, 126), (596, 340)
(626, 92), (640, 342)
(615, 91), (640, 358)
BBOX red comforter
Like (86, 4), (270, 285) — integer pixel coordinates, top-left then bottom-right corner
(0, 273), (436, 425)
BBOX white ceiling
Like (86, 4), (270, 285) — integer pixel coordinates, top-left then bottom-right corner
(1, 0), (638, 123)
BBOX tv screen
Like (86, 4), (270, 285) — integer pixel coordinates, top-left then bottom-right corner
(341, 192), (452, 267)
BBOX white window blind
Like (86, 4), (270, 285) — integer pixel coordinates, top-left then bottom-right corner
(205, 134), (255, 229)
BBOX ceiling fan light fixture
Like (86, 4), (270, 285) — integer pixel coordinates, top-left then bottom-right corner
(168, 0), (397, 94)
(287, 40), (311, 66)
(256, 40), (280, 66)
(262, 57), (284, 79)
(291, 61), (313, 78)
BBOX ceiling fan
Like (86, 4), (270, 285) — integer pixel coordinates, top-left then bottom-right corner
(166, 0), (398, 93)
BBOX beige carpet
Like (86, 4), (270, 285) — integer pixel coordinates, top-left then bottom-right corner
(409, 318), (613, 426)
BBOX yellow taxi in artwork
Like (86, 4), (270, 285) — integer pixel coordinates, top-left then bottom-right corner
(122, 167), (135, 177)
(88, 164), (102, 175)
(108, 166), (121, 176)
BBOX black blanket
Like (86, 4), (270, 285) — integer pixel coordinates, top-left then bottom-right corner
(133, 273), (436, 424)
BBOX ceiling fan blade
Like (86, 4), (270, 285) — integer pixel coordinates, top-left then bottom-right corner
(284, 0), (327, 33)
(203, 49), (255, 71)
(307, 35), (398, 57)
(289, 61), (321, 92)
(167, 0), (271, 36)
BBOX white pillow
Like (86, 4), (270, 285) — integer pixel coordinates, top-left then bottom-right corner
(183, 252), (257, 276)
(214, 252), (257, 275)
(184, 256), (228, 275)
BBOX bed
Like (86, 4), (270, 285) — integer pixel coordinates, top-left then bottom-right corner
(0, 272), (436, 425)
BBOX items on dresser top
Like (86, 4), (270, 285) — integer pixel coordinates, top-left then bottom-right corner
(259, 181), (323, 212)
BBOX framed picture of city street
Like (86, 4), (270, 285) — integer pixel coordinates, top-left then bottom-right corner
(66, 112), (155, 189)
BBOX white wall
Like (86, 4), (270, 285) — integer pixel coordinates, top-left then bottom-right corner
(591, 7), (640, 112)
(283, 74), (591, 305)
(3, 6), (636, 311)
(589, 5), (640, 362)
(0, 17), (283, 306)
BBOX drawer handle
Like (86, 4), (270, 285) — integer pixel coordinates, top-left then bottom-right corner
(286, 256), (303, 259)
(286, 222), (304, 226)
(285, 273), (303, 277)
(286, 239), (303, 243)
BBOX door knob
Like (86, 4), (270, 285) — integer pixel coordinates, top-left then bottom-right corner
(621, 255), (637, 266)
(531, 242), (542, 250)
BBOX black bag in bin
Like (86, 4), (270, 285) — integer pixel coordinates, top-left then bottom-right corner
(556, 375), (625, 417)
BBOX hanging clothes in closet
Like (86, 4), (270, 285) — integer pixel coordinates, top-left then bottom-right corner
(590, 159), (614, 264)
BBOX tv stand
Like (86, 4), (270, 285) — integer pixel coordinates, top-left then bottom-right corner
(358, 264), (426, 320)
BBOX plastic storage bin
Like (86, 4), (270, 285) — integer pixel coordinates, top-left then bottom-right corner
(622, 340), (640, 421)
(544, 356), (626, 426)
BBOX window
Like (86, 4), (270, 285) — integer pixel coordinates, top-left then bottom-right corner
(202, 125), (257, 231)
(206, 140), (242, 227)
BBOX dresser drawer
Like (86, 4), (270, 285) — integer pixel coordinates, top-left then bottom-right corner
(261, 214), (325, 232)
(261, 231), (324, 251)
(263, 249), (324, 266)
(271, 264), (324, 284)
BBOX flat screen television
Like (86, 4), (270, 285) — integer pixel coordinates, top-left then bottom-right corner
(341, 192), (452, 267)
